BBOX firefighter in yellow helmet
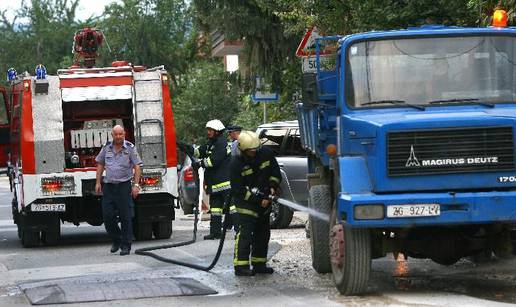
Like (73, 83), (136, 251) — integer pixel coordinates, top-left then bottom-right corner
(230, 130), (281, 276)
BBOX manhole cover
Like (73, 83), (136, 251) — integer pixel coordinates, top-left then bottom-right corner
(24, 277), (217, 305)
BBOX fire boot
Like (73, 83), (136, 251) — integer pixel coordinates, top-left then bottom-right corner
(235, 266), (255, 276)
(253, 264), (274, 274)
(204, 214), (222, 240)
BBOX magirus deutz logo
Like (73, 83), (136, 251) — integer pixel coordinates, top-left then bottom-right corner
(405, 145), (499, 168)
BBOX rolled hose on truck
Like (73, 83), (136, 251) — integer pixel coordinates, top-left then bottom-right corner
(134, 144), (230, 272)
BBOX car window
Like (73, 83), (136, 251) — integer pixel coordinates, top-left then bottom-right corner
(260, 128), (287, 155)
(284, 129), (306, 156)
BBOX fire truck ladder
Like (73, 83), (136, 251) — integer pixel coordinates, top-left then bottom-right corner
(133, 72), (167, 171)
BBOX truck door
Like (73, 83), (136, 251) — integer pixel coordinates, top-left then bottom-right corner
(0, 87), (10, 171)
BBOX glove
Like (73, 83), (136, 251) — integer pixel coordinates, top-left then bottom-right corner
(191, 160), (202, 170)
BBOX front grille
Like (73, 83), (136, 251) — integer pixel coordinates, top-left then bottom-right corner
(387, 126), (515, 176)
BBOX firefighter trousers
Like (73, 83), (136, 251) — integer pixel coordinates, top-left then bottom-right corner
(208, 191), (229, 236)
(233, 209), (271, 269)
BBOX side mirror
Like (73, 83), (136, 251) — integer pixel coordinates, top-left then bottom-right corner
(302, 73), (318, 105)
(258, 129), (268, 139)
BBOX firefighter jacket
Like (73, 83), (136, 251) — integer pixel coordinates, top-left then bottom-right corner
(230, 146), (282, 217)
(195, 135), (231, 194)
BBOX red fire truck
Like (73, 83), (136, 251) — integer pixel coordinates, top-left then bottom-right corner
(8, 28), (179, 247)
(0, 86), (10, 172)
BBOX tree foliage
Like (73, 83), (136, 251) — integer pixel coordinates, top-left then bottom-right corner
(0, 0), (514, 138)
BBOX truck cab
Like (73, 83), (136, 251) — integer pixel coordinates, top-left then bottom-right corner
(298, 22), (516, 295)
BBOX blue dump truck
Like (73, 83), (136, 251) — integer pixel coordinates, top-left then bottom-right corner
(297, 12), (516, 295)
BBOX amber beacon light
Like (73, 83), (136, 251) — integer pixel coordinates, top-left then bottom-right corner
(492, 9), (508, 27)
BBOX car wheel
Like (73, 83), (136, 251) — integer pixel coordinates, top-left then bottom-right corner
(270, 202), (294, 229)
(309, 185), (332, 273)
(178, 190), (194, 215)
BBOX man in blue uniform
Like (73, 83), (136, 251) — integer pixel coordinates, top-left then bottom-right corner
(95, 125), (142, 255)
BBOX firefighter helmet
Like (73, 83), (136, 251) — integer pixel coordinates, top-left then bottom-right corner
(205, 119), (225, 131)
(238, 130), (261, 151)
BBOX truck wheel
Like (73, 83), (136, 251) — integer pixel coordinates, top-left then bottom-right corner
(309, 185), (332, 273)
(153, 220), (173, 239)
(270, 202), (294, 229)
(330, 203), (371, 295)
(42, 218), (61, 246)
(134, 222), (153, 241)
(21, 229), (40, 248)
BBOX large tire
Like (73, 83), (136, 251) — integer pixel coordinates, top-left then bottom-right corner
(270, 202), (294, 229)
(153, 220), (173, 239)
(309, 185), (332, 273)
(42, 216), (61, 246)
(21, 229), (40, 248)
(330, 203), (371, 295)
(134, 222), (153, 241)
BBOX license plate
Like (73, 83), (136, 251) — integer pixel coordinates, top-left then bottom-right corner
(387, 204), (440, 218)
(31, 204), (66, 212)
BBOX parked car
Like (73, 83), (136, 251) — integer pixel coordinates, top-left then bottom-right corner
(256, 120), (308, 229)
(177, 149), (200, 215)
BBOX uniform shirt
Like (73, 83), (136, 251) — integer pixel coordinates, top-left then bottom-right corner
(195, 135), (231, 194)
(95, 140), (142, 183)
(231, 140), (239, 156)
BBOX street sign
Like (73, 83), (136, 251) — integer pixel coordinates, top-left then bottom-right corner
(302, 56), (332, 73)
(251, 91), (279, 102)
(252, 76), (278, 102)
(296, 26), (331, 58)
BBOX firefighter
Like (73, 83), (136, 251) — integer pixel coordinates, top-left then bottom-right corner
(192, 119), (232, 240)
(231, 130), (281, 276)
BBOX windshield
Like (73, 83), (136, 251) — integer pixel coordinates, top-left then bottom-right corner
(346, 35), (516, 108)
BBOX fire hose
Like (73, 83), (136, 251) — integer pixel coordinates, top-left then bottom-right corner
(135, 144), (328, 271)
(134, 146), (231, 272)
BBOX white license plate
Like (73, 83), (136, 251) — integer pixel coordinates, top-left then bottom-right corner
(31, 204), (66, 212)
(387, 204), (440, 218)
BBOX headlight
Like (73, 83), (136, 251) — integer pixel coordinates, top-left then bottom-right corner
(354, 204), (384, 220)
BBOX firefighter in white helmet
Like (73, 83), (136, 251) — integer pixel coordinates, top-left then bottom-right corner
(183, 119), (232, 239)
(230, 130), (281, 276)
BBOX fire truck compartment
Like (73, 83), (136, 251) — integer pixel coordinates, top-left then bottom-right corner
(62, 99), (135, 169)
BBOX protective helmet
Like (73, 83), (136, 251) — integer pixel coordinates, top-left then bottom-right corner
(238, 130), (260, 151)
(205, 119), (225, 132)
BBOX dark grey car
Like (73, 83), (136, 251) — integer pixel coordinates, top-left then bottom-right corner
(177, 150), (199, 215)
(257, 120), (308, 228)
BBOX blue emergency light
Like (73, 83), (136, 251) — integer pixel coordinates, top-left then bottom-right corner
(7, 68), (17, 81)
(35, 64), (47, 79)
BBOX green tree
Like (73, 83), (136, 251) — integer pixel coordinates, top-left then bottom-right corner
(173, 60), (241, 141)
(98, 0), (196, 90)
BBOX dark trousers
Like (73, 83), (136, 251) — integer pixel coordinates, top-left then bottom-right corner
(209, 192), (228, 236)
(102, 181), (133, 249)
(234, 211), (271, 268)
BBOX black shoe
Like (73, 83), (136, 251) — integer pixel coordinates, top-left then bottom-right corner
(110, 243), (120, 253)
(253, 265), (274, 274)
(203, 233), (221, 240)
(235, 267), (255, 276)
(120, 248), (131, 256)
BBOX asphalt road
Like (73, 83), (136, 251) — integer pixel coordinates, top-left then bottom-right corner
(1, 175), (516, 306)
